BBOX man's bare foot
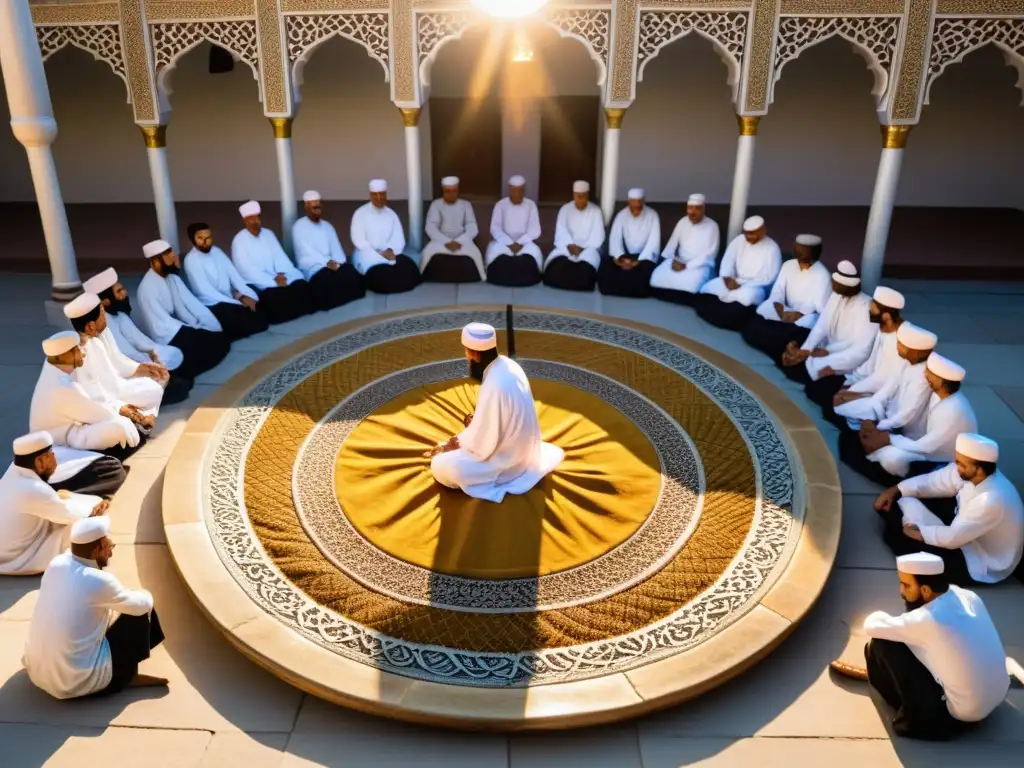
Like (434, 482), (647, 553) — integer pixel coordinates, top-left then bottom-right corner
(125, 673), (168, 689)
(829, 659), (869, 682)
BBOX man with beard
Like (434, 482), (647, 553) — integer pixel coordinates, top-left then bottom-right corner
(424, 323), (564, 502)
(182, 223), (270, 339)
(485, 176), (544, 287)
(650, 194), (720, 305)
(137, 240), (230, 380)
(292, 191), (366, 307)
(543, 181), (605, 292)
(829, 553), (1010, 740)
(421, 177), (484, 283)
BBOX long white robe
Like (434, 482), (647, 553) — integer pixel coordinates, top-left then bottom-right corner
(230, 228), (304, 289)
(137, 270), (222, 346)
(836, 359), (931, 434)
(843, 328), (901, 393)
(868, 391), (978, 477)
(0, 464), (99, 575)
(76, 331), (162, 415)
(800, 292), (877, 379)
(292, 216), (348, 281)
(350, 203), (410, 274)
(431, 356), (564, 503)
(546, 201), (605, 272)
(106, 311), (183, 371)
(609, 206), (661, 262)
(485, 198), (543, 269)
(754, 260), (832, 329)
(421, 198), (484, 278)
(650, 216), (720, 293)
(700, 235), (782, 306)
(183, 245), (258, 307)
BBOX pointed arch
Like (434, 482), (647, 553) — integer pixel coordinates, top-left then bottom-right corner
(36, 24), (132, 104)
(925, 18), (1024, 106)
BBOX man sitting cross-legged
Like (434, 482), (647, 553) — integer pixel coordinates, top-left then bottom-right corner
(292, 191), (366, 309)
(486, 175), (543, 287)
(598, 188), (660, 299)
(421, 177), (484, 283)
(649, 194), (719, 306)
(543, 181), (605, 293)
(351, 179), (422, 294)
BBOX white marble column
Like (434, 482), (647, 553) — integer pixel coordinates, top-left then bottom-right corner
(862, 125), (912, 293)
(727, 115), (760, 242)
(400, 108), (424, 252)
(270, 118), (297, 255)
(0, 0), (80, 299)
(140, 125), (179, 253)
(600, 108), (625, 226)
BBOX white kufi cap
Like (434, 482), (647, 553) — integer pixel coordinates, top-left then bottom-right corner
(441, 176), (460, 187)
(832, 260), (860, 287)
(896, 322), (938, 351)
(461, 322), (497, 352)
(70, 516), (110, 546)
(628, 188), (645, 200)
(302, 190), (321, 202)
(927, 352), (966, 382)
(143, 239), (172, 259)
(42, 331), (80, 357)
(873, 286), (905, 310)
(83, 268), (117, 295)
(897, 552), (945, 576)
(369, 179), (388, 193)
(687, 194), (706, 206)
(956, 433), (999, 463)
(238, 200), (261, 218)
(743, 215), (764, 231)
(508, 175), (526, 187)
(796, 234), (822, 247)
(13, 431), (52, 456)
(573, 181), (590, 194)
(63, 292), (100, 319)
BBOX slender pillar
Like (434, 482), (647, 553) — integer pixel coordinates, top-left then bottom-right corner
(399, 107), (424, 251)
(0, 0), (80, 299)
(140, 125), (179, 253)
(861, 125), (912, 293)
(270, 117), (297, 255)
(600, 108), (626, 225)
(727, 115), (760, 242)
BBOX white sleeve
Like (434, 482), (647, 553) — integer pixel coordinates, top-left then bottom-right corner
(878, 373), (933, 432)
(802, 298), (833, 351)
(490, 202), (513, 247)
(765, 263), (789, 307)
(136, 276), (176, 344)
(717, 236), (740, 279)
(231, 233), (276, 289)
(183, 252), (233, 305)
(683, 221), (719, 270)
(350, 208), (374, 253)
(425, 201), (445, 244)
(638, 211), (661, 262)
(177, 279), (222, 333)
(220, 251), (258, 300)
(898, 462), (963, 498)
(59, 380), (122, 425)
(737, 241), (781, 289)
(94, 573), (154, 616)
(27, 491), (94, 526)
(291, 221), (322, 273)
(522, 202), (541, 246)
(107, 320), (150, 364)
(662, 220), (683, 262)
(387, 210), (406, 253)
(265, 231), (303, 281)
(583, 209), (606, 250)
(553, 206), (572, 251)
(457, 384), (504, 461)
(848, 348), (896, 395)
(608, 212), (626, 258)
(459, 204), (479, 246)
(920, 494), (1005, 550)
(103, 333), (140, 378)
(328, 222), (347, 264)
(888, 402), (965, 457)
(817, 323), (877, 374)
(863, 609), (925, 644)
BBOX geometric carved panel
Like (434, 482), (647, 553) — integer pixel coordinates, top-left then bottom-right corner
(545, 7), (611, 68)
(285, 12), (391, 76)
(637, 10), (748, 94)
(36, 23), (131, 101)
(926, 17), (1024, 104)
(151, 20), (260, 77)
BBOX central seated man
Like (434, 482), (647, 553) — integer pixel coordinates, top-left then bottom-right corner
(425, 323), (564, 503)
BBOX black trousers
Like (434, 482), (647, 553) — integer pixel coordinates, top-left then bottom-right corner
(741, 315), (811, 361)
(48, 456), (126, 498)
(363, 255), (422, 294)
(838, 429), (944, 487)
(651, 286), (697, 306)
(169, 325), (230, 380)
(97, 424), (151, 463)
(99, 609), (165, 695)
(806, 374), (846, 408)
(309, 264), (366, 309)
(487, 254), (541, 287)
(422, 254), (482, 284)
(597, 257), (656, 298)
(256, 280), (315, 324)
(693, 293), (757, 331)
(880, 496), (976, 585)
(543, 257), (596, 292)
(209, 301), (270, 341)
(160, 372), (194, 406)
(866, 639), (965, 740)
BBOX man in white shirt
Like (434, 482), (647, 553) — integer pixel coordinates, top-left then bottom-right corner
(695, 215), (782, 330)
(421, 177), (484, 283)
(350, 179), (421, 294)
(650, 194), (720, 305)
(486, 175), (543, 287)
(138, 239), (230, 380)
(292, 191), (366, 307)
(599, 188), (660, 298)
(543, 181), (605, 293)
(23, 516), (167, 699)
(231, 200), (316, 322)
(4, 428), (125, 499)
(829, 552), (1009, 740)
(741, 234), (831, 359)
(183, 223), (270, 338)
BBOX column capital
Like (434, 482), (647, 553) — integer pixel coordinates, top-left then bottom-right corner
(139, 125), (167, 149)
(269, 117), (293, 139)
(11, 117), (58, 148)
(880, 125), (912, 150)
(604, 108), (627, 129)
(398, 107), (421, 127)
(736, 115), (761, 137)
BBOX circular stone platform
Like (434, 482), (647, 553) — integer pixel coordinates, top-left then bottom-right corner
(163, 307), (841, 730)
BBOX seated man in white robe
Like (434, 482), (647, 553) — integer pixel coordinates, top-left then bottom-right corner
(599, 188), (661, 298)
(543, 181), (605, 293)
(780, 261), (876, 385)
(24, 516), (166, 700)
(183, 223), (270, 339)
(829, 553), (1010, 741)
(425, 323), (564, 503)
(695, 215), (782, 330)
(650, 194), (720, 305)
(292, 191), (366, 308)
(843, 353), (979, 486)
(3, 427), (124, 501)
(421, 177), (484, 283)
(741, 234), (831, 359)
(0, 432), (111, 576)
(486, 176), (543, 287)
(138, 239), (230, 381)
(351, 179), (421, 294)
(30, 331), (145, 461)
(231, 200), (315, 323)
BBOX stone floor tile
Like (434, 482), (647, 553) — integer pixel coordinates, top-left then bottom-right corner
(229, 331), (307, 355)
(963, 384), (1024, 441)
(509, 724), (641, 767)
(456, 282), (514, 306)
(836, 494), (898, 570)
(512, 284), (600, 313)
(909, 312), (999, 344)
(931, 343), (1024, 387)
(926, 292), (1024, 315)
(195, 351), (266, 386)
(0, 573), (40, 621)
(384, 283), (458, 312)
(0, 724), (211, 768)
(639, 736), (905, 768)
(992, 386), (1024, 422)
(108, 456), (168, 545)
(200, 731), (291, 767)
(972, 313), (1024, 344)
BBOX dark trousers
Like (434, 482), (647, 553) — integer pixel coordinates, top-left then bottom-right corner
(97, 424), (151, 462)
(741, 315), (811, 361)
(308, 264), (366, 309)
(693, 293), (757, 331)
(543, 257), (596, 292)
(866, 639), (965, 740)
(422, 254), (482, 284)
(363, 255), (422, 294)
(597, 257), (656, 298)
(99, 609), (165, 695)
(169, 325), (230, 380)
(650, 286), (697, 306)
(806, 374), (848, 427)
(48, 456), (126, 498)
(209, 301), (270, 341)
(160, 372), (194, 406)
(256, 280), (315, 324)
(838, 429), (944, 487)
(880, 496), (976, 585)
(487, 254), (541, 287)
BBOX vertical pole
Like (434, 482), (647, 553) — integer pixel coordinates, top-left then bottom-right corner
(141, 125), (179, 253)
(270, 117), (297, 255)
(600, 108), (625, 226)
(861, 125), (912, 293)
(400, 107), (424, 251)
(727, 114), (760, 242)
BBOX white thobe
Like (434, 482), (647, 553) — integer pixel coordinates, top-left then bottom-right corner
(485, 198), (543, 269)
(843, 328), (901, 393)
(431, 356), (564, 503)
(700, 235), (782, 306)
(800, 292), (877, 380)
(0, 464), (99, 575)
(29, 363), (139, 451)
(230, 228), (304, 289)
(137, 270), (222, 346)
(23, 553), (154, 699)
(422, 199), (484, 279)
(836, 360), (931, 434)
(106, 311), (183, 372)
(754, 260), (832, 329)
(899, 465), (1024, 584)
(183, 245), (258, 307)
(350, 203), (410, 274)
(868, 392), (978, 477)
(650, 216), (720, 293)
(546, 201), (605, 272)
(863, 586), (1009, 722)
(292, 216), (348, 281)
(76, 331), (162, 415)
(609, 206), (661, 263)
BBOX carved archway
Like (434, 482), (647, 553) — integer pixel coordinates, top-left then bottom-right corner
(925, 18), (1024, 106)
(36, 24), (132, 103)
(285, 13), (391, 104)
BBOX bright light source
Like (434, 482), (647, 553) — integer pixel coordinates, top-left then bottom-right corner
(512, 29), (534, 62)
(471, 0), (549, 19)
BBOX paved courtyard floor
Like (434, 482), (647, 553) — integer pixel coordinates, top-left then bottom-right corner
(0, 275), (1022, 767)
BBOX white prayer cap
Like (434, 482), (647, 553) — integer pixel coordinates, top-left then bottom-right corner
(83, 268), (118, 295)
(832, 260), (861, 287)
(897, 552), (945, 576)
(369, 179), (388, 193)
(441, 176), (460, 187)
(573, 181), (590, 194)
(873, 286), (905, 310)
(461, 322), (497, 352)
(42, 330), (80, 357)
(956, 433), (999, 463)
(70, 516), (110, 546)
(238, 200), (261, 218)
(796, 234), (822, 247)
(143, 239), (172, 259)
(302, 190), (321, 202)
(687, 194), (706, 206)
(63, 292), (100, 319)
(628, 188), (645, 200)
(508, 175), (526, 187)
(927, 352), (966, 382)
(896, 322), (937, 351)
(743, 215), (764, 231)
(13, 431), (52, 456)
